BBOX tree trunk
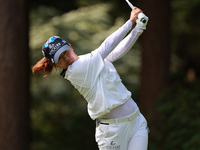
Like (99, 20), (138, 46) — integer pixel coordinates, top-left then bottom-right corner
(140, 0), (171, 128)
(0, 0), (30, 150)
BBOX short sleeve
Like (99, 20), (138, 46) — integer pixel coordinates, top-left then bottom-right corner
(64, 51), (104, 87)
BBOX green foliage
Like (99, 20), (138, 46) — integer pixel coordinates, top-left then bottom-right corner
(30, 3), (141, 150)
(30, 0), (200, 149)
(171, 0), (200, 75)
(152, 80), (200, 150)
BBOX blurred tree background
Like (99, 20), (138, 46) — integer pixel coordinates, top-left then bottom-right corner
(28, 0), (200, 150)
(0, 0), (30, 150)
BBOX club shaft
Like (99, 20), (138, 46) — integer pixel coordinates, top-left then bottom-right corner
(126, 0), (135, 9)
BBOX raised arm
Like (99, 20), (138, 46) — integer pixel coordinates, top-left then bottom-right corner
(106, 27), (143, 62)
(100, 7), (149, 62)
(95, 7), (143, 60)
(95, 20), (133, 60)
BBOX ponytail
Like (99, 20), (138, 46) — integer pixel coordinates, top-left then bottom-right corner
(32, 57), (56, 77)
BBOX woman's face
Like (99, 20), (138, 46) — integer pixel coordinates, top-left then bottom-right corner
(56, 45), (77, 69)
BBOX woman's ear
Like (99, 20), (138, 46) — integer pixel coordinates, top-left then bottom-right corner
(68, 43), (74, 50)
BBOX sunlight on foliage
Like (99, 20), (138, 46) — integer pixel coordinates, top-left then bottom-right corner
(30, 3), (141, 150)
(30, 3), (141, 96)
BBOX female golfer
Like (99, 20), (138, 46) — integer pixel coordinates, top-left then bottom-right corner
(32, 7), (149, 150)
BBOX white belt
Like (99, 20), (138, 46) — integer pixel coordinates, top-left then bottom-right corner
(98, 109), (140, 124)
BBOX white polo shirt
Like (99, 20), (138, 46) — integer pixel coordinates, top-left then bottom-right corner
(64, 50), (131, 120)
(62, 20), (143, 120)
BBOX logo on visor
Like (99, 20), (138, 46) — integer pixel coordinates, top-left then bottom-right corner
(49, 43), (62, 55)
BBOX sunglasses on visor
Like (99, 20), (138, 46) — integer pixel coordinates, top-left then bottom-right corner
(43, 36), (58, 49)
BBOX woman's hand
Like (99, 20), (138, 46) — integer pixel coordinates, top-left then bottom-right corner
(130, 7), (143, 24)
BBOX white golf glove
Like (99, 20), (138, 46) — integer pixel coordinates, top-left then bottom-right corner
(136, 13), (149, 30)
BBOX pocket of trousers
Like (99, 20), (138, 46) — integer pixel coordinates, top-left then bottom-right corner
(95, 124), (110, 143)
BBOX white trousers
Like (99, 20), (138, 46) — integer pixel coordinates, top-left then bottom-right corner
(95, 111), (149, 150)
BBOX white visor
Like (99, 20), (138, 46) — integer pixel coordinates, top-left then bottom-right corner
(54, 44), (70, 64)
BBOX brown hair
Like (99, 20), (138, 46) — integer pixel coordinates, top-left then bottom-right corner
(32, 57), (56, 77)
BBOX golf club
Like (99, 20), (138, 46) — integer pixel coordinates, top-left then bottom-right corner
(125, 0), (147, 24)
